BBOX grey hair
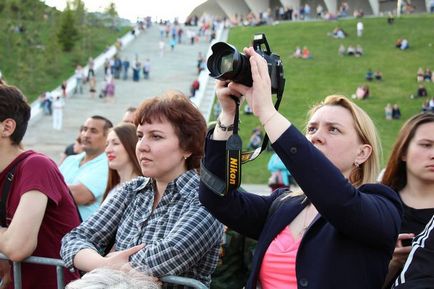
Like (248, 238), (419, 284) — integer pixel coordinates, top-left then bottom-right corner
(66, 268), (161, 289)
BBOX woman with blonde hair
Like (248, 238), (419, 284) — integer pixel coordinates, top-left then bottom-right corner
(199, 47), (402, 289)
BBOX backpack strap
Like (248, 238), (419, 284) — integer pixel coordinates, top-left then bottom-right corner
(266, 191), (308, 222)
(68, 189), (82, 223)
(1, 166), (18, 227)
(266, 190), (290, 222)
(1, 154), (31, 227)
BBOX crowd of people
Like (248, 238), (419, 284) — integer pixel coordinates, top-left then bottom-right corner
(1, 47), (434, 289)
(195, 1), (361, 28)
(413, 66), (433, 112)
(417, 67), (433, 83)
(395, 37), (410, 50)
(291, 46), (311, 59)
(385, 103), (402, 120)
(340, 44), (363, 57)
(1, 8), (434, 289)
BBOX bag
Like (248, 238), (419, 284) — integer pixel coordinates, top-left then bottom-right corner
(211, 229), (257, 289)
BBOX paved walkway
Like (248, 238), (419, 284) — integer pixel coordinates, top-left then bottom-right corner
(24, 25), (210, 162)
(22, 25), (270, 194)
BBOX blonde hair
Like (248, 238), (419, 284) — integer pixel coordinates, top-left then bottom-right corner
(307, 95), (381, 187)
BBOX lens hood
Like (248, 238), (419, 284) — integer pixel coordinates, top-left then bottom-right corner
(207, 42), (252, 86)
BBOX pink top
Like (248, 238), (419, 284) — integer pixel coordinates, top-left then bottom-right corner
(259, 226), (301, 289)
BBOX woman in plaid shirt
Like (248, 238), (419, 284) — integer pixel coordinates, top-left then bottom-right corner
(61, 91), (224, 288)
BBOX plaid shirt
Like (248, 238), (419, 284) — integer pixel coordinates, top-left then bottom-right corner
(61, 170), (223, 288)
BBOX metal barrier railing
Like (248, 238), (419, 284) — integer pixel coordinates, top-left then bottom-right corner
(160, 276), (208, 289)
(0, 253), (207, 289)
(0, 254), (65, 289)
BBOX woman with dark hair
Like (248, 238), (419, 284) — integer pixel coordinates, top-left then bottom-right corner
(381, 112), (434, 287)
(103, 123), (142, 203)
(61, 91), (223, 287)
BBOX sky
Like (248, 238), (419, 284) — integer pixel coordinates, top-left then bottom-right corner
(42, 0), (206, 22)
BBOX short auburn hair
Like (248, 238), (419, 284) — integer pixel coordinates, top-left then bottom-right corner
(135, 90), (207, 170)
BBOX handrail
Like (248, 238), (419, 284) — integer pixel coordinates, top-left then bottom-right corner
(0, 253), (65, 289)
(160, 275), (208, 289)
(0, 253), (208, 289)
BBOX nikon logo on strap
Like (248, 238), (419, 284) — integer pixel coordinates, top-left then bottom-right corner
(229, 157), (239, 185)
(226, 134), (242, 192)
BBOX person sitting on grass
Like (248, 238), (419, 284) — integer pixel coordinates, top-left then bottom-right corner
(424, 68), (432, 82)
(392, 104), (401, 120)
(354, 84), (370, 100)
(415, 84), (428, 98)
(355, 44), (363, 57)
(338, 44), (346, 56)
(417, 67), (424, 82)
(365, 69), (374, 81)
(292, 46), (302, 58)
(347, 44), (356, 56)
(302, 47), (312, 59)
(375, 70), (383, 81)
(396, 38), (409, 50)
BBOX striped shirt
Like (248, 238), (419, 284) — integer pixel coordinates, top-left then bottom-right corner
(61, 170), (224, 288)
(393, 214), (434, 288)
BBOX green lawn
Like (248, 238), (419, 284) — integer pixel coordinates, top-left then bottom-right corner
(219, 14), (434, 183)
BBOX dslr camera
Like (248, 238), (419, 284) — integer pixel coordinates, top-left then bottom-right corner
(207, 33), (284, 95)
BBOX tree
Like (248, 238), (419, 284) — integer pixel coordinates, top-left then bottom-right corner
(68, 0), (86, 25)
(105, 2), (118, 29)
(57, 6), (80, 52)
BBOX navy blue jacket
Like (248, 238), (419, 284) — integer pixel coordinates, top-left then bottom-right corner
(199, 126), (402, 289)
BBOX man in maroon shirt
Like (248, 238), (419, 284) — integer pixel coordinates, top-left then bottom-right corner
(0, 82), (81, 288)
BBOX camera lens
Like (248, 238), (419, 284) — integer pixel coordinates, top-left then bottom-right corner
(207, 42), (253, 87)
(219, 52), (234, 74)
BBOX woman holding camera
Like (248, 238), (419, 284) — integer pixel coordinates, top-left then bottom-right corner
(199, 47), (402, 289)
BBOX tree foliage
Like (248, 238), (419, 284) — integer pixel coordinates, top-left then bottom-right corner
(0, 0), (129, 101)
(57, 6), (80, 52)
(68, 0), (86, 25)
(105, 2), (118, 29)
(105, 2), (118, 18)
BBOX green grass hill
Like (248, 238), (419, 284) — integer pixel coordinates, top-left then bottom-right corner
(222, 14), (434, 184)
(0, 0), (129, 101)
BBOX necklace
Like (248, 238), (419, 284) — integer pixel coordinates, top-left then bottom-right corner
(300, 204), (317, 236)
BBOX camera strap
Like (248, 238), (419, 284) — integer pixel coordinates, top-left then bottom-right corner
(240, 90), (283, 164)
(201, 91), (284, 197)
(225, 97), (242, 193)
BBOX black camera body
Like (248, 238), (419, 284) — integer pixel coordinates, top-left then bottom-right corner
(207, 33), (285, 95)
